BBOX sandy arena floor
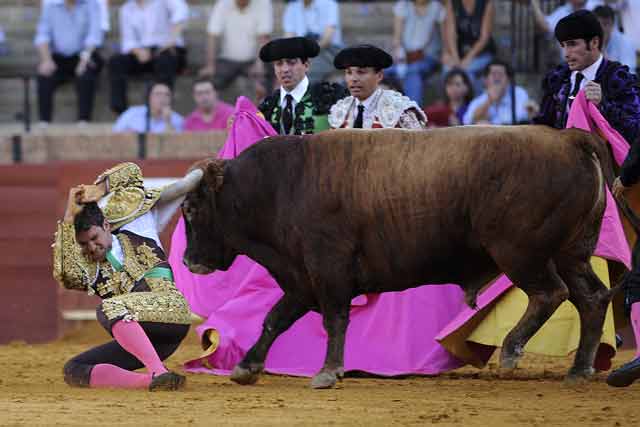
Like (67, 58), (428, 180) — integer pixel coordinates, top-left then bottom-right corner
(1, 322), (639, 426)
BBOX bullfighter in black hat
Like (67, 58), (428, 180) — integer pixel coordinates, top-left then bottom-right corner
(329, 44), (427, 129)
(258, 36), (348, 135)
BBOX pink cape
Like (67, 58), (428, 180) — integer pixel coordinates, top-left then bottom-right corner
(169, 96), (468, 376)
(435, 90), (632, 369)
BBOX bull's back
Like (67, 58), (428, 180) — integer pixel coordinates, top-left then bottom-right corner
(299, 126), (600, 253)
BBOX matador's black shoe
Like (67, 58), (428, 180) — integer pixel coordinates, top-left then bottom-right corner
(149, 371), (186, 391)
(606, 357), (640, 387)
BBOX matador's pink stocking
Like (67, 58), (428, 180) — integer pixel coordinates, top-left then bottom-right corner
(112, 320), (169, 375)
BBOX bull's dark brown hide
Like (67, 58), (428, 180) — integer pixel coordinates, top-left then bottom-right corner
(183, 125), (621, 388)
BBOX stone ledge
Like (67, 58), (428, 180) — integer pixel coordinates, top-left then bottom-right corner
(0, 130), (228, 164)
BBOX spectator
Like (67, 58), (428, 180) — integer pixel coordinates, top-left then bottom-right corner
(34, 0), (104, 126)
(593, 5), (636, 70)
(425, 67), (474, 126)
(184, 78), (234, 132)
(534, 10), (640, 145)
(530, 0), (602, 35)
(113, 81), (184, 133)
(328, 44), (427, 129)
(442, 0), (495, 91)
(282, 0), (343, 84)
(42, 0), (110, 32)
(389, 0), (446, 106)
(108, 0), (189, 114)
(620, 0), (640, 53)
(199, 0), (273, 93)
(463, 59), (529, 125)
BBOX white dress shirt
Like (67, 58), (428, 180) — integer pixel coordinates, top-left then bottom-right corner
(571, 54), (604, 94)
(352, 88), (382, 127)
(119, 0), (189, 54)
(463, 85), (530, 125)
(279, 76), (309, 110)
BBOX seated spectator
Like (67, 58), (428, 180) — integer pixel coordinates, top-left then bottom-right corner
(113, 82), (184, 133)
(620, 0), (640, 54)
(530, 0), (602, 35)
(199, 0), (273, 93)
(594, 5), (637, 70)
(462, 59), (529, 125)
(388, 0), (445, 106)
(425, 67), (474, 126)
(282, 0), (343, 84)
(108, 0), (189, 114)
(34, 0), (104, 126)
(42, 0), (110, 32)
(442, 0), (495, 92)
(184, 78), (234, 132)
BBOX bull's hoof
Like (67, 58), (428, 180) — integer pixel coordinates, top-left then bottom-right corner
(499, 356), (519, 370)
(565, 367), (594, 385)
(311, 372), (338, 389)
(230, 364), (263, 385)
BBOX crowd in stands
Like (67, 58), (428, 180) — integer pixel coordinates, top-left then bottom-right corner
(13, 0), (638, 130)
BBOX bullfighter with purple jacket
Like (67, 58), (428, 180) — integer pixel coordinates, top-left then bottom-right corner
(533, 10), (640, 145)
(532, 9), (640, 387)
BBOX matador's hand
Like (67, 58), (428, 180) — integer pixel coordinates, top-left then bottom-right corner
(77, 182), (107, 203)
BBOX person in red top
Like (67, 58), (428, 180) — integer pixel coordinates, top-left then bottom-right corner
(184, 78), (234, 132)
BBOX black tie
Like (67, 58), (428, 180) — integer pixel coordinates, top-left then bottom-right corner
(282, 94), (294, 135)
(570, 72), (584, 99)
(353, 104), (365, 129)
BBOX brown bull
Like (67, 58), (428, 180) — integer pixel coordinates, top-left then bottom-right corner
(182, 125), (622, 389)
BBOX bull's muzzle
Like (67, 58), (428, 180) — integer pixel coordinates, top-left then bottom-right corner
(183, 257), (215, 275)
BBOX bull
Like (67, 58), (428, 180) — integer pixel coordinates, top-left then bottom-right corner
(182, 125), (627, 389)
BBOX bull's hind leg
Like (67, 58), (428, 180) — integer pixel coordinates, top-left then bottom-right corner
(557, 260), (610, 382)
(230, 293), (309, 385)
(500, 261), (569, 370)
(311, 301), (351, 389)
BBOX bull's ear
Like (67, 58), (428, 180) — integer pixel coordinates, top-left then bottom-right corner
(204, 159), (226, 192)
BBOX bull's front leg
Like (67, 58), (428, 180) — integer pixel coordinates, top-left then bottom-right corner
(311, 303), (350, 389)
(231, 293), (309, 385)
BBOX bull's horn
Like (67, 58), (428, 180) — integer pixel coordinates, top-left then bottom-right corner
(158, 168), (204, 203)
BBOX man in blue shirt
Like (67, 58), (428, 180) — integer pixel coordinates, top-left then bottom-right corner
(113, 82), (184, 133)
(34, 0), (104, 125)
(463, 59), (530, 125)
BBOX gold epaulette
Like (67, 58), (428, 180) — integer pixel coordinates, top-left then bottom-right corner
(94, 162), (164, 230)
(95, 162), (143, 192)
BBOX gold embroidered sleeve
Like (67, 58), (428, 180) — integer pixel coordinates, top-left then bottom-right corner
(52, 222), (97, 291)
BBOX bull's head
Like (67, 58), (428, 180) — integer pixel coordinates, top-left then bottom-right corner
(182, 159), (238, 274)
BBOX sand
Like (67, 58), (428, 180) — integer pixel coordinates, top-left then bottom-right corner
(1, 322), (639, 426)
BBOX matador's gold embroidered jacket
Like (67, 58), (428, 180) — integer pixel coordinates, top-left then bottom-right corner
(52, 163), (191, 326)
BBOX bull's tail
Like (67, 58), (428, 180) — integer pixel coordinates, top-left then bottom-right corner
(581, 133), (640, 232)
(579, 133), (639, 298)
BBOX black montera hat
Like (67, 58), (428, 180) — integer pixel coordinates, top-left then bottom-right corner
(555, 9), (603, 44)
(333, 44), (393, 70)
(259, 37), (320, 62)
